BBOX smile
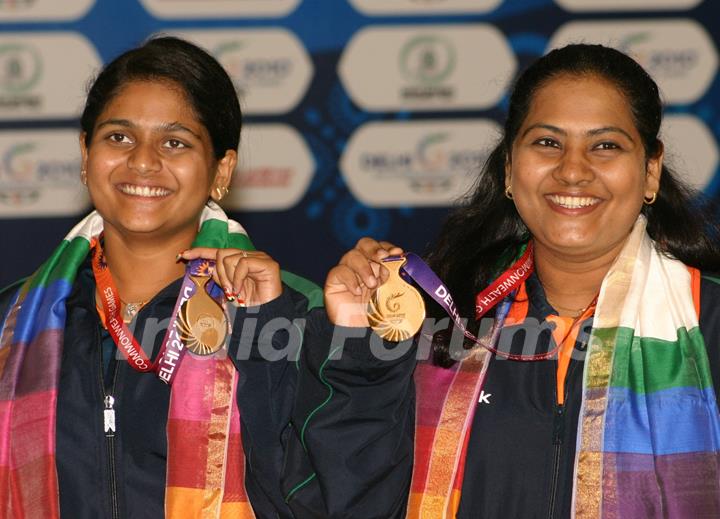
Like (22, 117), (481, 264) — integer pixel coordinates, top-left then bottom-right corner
(117, 184), (172, 198)
(546, 195), (601, 209)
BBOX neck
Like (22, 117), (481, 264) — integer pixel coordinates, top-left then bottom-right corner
(533, 241), (624, 316)
(101, 225), (195, 303)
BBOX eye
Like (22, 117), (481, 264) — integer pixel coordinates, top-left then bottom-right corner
(594, 141), (620, 151)
(533, 137), (560, 148)
(163, 139), (188, 149)
(108, 133), (131, 144)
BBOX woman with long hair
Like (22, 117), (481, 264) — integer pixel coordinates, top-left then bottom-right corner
(302, 44), (720, 518)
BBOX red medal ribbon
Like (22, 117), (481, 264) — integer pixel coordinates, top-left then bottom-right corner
(91, 239), (205, 383)
(92, 241), (154, 372)
(474, 242), (534, 319)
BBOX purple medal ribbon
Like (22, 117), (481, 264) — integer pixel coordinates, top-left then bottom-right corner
(391, 253), (550, 361)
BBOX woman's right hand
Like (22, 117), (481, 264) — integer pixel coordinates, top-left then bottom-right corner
(325, 238), (404, 327)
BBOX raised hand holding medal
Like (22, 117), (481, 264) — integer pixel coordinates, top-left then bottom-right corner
(324, 238), (406, 328)
(179, 247), (282, 307)
(326, 238), (551, 361)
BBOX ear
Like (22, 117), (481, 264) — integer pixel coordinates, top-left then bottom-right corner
(210, 149), (237, 201)
(79, 132), (88, 176)
(644, 140), (664, 198)
(504, 152), (512, 190)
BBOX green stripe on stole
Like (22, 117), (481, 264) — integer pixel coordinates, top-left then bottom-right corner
(27, 236), (92, 291)
(193, 218), (254, 250)
(588, 326), (713, 392)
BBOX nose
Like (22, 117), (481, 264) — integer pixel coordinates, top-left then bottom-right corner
(127, 142), (161, 175)
(552, 145), (594, 185)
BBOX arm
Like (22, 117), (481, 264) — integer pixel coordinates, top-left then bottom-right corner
(284, 240), (417, 519)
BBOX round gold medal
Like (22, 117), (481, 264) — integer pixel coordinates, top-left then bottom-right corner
(177, 276), (228, 355)
(367, 257), (426, 342)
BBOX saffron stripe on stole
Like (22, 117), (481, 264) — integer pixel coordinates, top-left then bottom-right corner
(166, 488), (255, 519)
(603, 386), (720, 455)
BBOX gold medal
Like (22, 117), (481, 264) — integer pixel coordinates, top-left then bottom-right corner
(367, 257), (426, 342)
(177, 275), (228, 355)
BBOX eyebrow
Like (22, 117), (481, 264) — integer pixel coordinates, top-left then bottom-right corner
(521, 123), (635, 143)
(95, 119), (203, 140)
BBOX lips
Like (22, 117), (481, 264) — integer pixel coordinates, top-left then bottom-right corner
(116, 183), (172, 198)
(546, 194), (601, 209)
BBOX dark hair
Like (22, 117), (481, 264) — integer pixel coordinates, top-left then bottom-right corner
(426, 43), (720, 366)
(80, 36), (241, 160)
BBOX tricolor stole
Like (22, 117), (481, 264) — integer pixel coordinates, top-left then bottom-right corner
(0, 202), (257, 518)
(573, 219), (720, 518)
(407, 216), (720, 518)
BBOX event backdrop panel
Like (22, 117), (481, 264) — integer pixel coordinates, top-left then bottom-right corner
(0, 0), (718, 288)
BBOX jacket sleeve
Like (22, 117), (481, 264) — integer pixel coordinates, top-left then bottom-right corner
(700, 273), (720, 403)
(284, 309), (417, 519)
(227, 284), (312, 519)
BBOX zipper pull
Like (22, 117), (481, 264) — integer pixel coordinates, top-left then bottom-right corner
(552, 404), (565, 445)
(104, 395), (116, 437)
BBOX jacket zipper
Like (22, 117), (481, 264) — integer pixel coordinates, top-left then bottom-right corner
(547, 358), (580, 519)
(547, 403), (564, 519)
(97, 327), (121, 519)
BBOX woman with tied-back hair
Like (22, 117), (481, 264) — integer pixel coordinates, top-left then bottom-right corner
(0, 36), (324, 518)
(291, 44), (720, 518)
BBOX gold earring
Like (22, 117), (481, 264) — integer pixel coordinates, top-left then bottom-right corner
(214, 185), (229, 201)
(80, 169), (87, 186)
(504, 185), (513, 200)
(643, 192), (657, 205)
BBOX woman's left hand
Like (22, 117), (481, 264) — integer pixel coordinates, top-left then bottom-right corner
(179, 248), (282, 306)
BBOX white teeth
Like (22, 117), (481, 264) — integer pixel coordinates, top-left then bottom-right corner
(118, 184), (170, 198)
(548, 195), (599, 209)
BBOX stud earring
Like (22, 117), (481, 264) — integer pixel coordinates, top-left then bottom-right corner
(214, 185), (229, 200)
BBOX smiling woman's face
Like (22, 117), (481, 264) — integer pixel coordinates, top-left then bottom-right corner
(80, 80), (234, 242)
(506, 73), (662, 262)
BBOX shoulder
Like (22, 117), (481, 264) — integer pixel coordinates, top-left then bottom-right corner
(281, 270), (323, 312)
(700, 271), (720, 344)
(700, 272), (720, 315)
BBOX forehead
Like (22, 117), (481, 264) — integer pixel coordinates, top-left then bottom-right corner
(522, 74), (637, 132)
(99, 79), (200, 124)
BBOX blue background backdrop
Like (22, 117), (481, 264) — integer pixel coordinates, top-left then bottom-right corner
(1, 0), (718, 288)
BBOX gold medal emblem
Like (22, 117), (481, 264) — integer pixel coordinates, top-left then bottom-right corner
(367, 257), (426, 342)
(177, 276), (228, 355)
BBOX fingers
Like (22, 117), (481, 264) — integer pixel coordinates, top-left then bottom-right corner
(326, 264), (365, 296)
(355, 238), (404, 262)
(338, 238), (403, 289)
(220, 250), (281, 305)
(339, 249), (384, 289)
(178, 247), (220, 261)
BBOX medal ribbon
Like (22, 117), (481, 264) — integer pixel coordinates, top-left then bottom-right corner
(91, 240), (213, 384)
(395, 243), (561, 361)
